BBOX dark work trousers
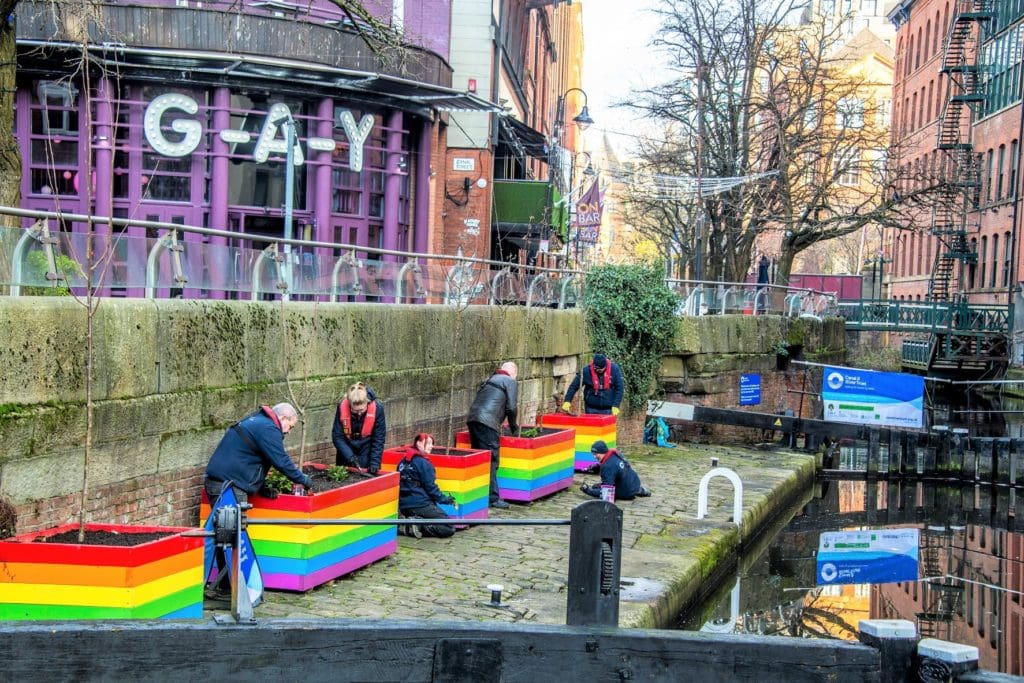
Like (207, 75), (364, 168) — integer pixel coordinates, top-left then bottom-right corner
(203, 477), (249, 590)
(468, 420), (502, 503)
(584, 405), (612, 415)
(401, 503), (455, 538)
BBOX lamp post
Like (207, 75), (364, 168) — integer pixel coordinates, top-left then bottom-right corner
(271, 112), (298, 301)
(570, 151), (597, 268)
(548, 87), (594, 268)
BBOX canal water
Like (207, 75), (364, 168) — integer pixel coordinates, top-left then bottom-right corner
(677, 475), (1023, 675)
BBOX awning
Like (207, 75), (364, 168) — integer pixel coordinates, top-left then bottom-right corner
(492, 180), (568, 242)
(499, 116), (550, 161)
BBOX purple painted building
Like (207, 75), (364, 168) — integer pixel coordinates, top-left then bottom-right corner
(13, 0), (486, 297)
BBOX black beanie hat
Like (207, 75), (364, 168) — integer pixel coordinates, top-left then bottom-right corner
(593, 353), (608, 369)
(591, 440), (609, 454)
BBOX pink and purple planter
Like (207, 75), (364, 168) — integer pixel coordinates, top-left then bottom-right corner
(455, 426), (575, 502)
(0, 523), (204, 620)
(381, 445), (491, 520)
(539, 412), (617, 471)
(200, 467), (399, 592)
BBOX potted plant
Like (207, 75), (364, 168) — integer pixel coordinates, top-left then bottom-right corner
(0, 523), (205, 620)
(538, 412), (617, 472)
(381, 445), (491, 520)
(200, 464), (399, 592)
(455, 425), (576, 502)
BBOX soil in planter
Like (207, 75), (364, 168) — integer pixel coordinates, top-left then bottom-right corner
(302, 465), (375, 494)
(502, 426), (562, 438)
(36, 530), (173, 546)
(0, 496), (16, 539)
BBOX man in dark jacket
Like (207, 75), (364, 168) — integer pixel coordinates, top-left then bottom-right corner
(467, 361), (519, 509)
(562, 353), (624, 415)
(204, 403), (313, 504)
(580, 440), (651, 501)
(332, 382), (387, 475)
(397, 433), (455, 539)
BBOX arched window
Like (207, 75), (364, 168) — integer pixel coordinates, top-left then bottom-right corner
(1011, 140), (1019, 199)
(908, 35), (915, 76)
(1004, 231), (1012, 287)
(969, 237), (978, 288)
(925, 20), (932, 60)
(986, 149), (995, 203)
(997, 144), (1006, 200)
(927, 80), (933, 121)
(991, 234), (999, 288)
(912, 92), (918, 130)
(934, 11), (942, 54)
(980, 236), (988, 288)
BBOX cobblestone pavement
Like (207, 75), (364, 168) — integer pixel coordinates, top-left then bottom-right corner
(216, 444), (815, 628)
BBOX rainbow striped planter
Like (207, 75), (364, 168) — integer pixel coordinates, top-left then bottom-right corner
(456, 426), (575, 502)
(200, 468), (399, 592)
(381, 446), (491, 520)
(0, 523), (204, 620)
(539, 413), (617, 471)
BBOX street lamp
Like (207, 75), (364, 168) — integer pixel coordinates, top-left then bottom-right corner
(548, 87), (595, 267)
(271, 112), (298, 301)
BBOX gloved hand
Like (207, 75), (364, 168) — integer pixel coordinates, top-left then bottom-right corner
(368, 466), (379, 476)
(439, 494), (455, 505)
(611, 406), (620, 416)
(562, 401), (572, 413)
(585, 463), (601, 474)
(258, 484), (279, 499)
(509, 425), (520, 436)
(580, 484), (598, 498)
(302, 476), (315, 494)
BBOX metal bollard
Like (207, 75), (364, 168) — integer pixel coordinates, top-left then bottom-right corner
(566, 500), (623, 627)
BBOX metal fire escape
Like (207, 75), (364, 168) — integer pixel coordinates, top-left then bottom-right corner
(915, 526), (964, 640)
(931, 0), (991, 303)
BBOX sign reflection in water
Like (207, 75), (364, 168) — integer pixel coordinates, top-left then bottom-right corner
(679, 478), (1024, 676)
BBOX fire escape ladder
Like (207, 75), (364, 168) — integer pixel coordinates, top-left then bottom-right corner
(915, 527), (964, 640)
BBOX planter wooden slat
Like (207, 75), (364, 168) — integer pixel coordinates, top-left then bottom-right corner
(455, 427), (575, 502)
(199, 467), (399, 592)
(539, 413), (617, 471)
(0, 524), (203, 620)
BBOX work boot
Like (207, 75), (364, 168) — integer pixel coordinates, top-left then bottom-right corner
(637, 487), (652, 497)
(490, 498), (510, 509)
(410, 522), (423, 539)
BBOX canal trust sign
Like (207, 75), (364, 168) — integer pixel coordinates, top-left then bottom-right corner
(143, 94), (376, 171)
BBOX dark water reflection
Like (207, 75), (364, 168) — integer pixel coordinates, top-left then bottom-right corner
(677, 478), (1024, 675)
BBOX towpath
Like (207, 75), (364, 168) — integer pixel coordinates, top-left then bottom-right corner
(235, 444), (816, 628)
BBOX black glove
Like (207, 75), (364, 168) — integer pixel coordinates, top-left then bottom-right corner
(580, 484), (599, 498)
(258, 484), (279, 500)
(509, 425), (520, 436)
(585, 463), (601, 474)
(302, 476), (315, 493)
(368, 466), (379, 476)
(439, 495), (455, 505)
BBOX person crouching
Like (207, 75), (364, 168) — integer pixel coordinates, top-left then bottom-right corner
(396, 433), (456, 538)
(580, 440), (651, 501)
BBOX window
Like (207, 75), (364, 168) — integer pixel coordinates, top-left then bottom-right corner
(35, 81), (79, 135)
(969, 238), (978, 288)
(835, 147), (861, 185)
(877, 98), (891, 127)
(1004, 231), (1012, 287)
(862, 0), (877, 14)
(980, 236), (988, 288)
(997, 145), (1006, 200)
(991, 234), (999, 288)
(838, 97), (865, 130)
(1011, 140), (1019, 198)
(986, 149), (995, 203)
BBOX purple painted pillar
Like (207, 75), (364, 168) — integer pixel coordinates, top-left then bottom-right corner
(93, 79), (113, 225)
(382, 109), (403, 254)
(208, 87), (231, 299)
(414, 119), (432, 257)
(315, 97), (334, 301)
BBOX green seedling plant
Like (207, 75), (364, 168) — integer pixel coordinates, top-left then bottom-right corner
(326, 465), (349, 483)
(263, 469), (293, 494)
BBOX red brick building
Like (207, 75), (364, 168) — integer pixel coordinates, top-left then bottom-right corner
(886, 1), (1023, 307)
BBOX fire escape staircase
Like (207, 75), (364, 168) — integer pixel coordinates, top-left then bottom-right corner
(915, 527), (964, 640)
(907, 0), (999, 373)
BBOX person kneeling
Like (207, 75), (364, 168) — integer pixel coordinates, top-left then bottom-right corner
(397, 433), (456, 538)
(580, 440), (652, 501)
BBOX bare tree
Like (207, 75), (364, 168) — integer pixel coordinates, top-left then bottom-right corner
(623, 0), (939, 285)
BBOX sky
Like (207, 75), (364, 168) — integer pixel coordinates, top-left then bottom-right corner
(580, 0), (666, 155)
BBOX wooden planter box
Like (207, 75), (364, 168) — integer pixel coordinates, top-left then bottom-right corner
(539, 413), (617, 471)
(381, 446), (491, 520)
(455, 426), (575, 502)
(200, 467), (399, 593)
(0, 523), (204, 620)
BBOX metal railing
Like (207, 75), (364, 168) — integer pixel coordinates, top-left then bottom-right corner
(1, 205), (837, 317)
(837, 299), (1012, 334)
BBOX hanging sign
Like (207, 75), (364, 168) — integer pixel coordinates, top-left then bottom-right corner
(574, 179), (604, 244)
(816, 528), (919, 586)
(821, 366), (924, 428)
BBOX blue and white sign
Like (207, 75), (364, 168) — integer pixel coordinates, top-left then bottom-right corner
(739, 374), (761, 406)
(821, 366), (924, 428)
(816, 528), (919, 586)
(203, 486), (264, 607)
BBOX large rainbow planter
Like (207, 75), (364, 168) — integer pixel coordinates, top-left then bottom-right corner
(539, 413), (617, 471)
(381, 446), (491, 520)
(0, 523), (204, 620)
(455, 426), (575, 502)
(200, 468), (399, 592)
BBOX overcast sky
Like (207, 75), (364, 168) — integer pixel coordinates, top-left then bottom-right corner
(580, 0), (666, 154)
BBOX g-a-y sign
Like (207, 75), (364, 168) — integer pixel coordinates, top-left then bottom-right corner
(142, 94), (375, 171)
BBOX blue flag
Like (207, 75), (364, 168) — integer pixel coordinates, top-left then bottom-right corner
(203, 485), (264, 607)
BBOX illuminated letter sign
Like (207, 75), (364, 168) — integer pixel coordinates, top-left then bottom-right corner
(253, 102), (305, 165)
(336, 110), (375, 172)
(143, 93), (203, 158)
